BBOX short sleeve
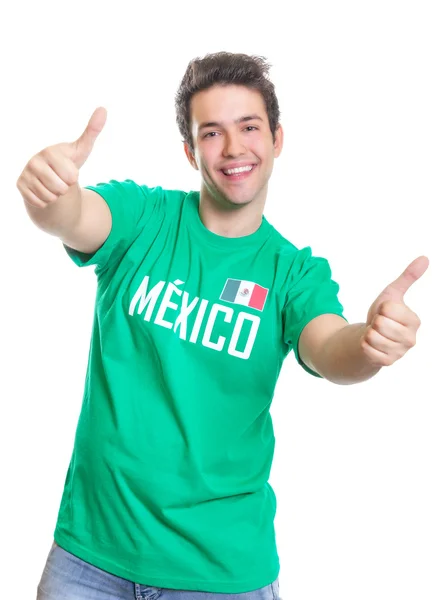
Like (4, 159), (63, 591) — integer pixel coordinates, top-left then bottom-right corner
(63, 179), (164, 275)
(283, 246), (348, 378)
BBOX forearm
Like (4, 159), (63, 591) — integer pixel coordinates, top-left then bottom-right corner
(316, 323), (382, 385)
(23, 182), (83, 238)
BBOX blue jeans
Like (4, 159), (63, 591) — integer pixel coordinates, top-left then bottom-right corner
(37, 541), (282, 599)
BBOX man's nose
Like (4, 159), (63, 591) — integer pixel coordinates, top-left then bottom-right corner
(223, 132), (246, 157)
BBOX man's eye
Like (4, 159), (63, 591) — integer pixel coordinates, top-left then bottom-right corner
(203, 127), (257, 139)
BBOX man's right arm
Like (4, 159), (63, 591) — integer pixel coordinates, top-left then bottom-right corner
(24, 183), (112, 255)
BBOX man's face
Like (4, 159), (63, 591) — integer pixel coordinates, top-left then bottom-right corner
(185, 84), (283, 209)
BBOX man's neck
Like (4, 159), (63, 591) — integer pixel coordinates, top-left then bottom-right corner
(198, 186), (267, 238)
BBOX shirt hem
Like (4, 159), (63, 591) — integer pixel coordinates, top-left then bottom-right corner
(53, 529), (280, 594)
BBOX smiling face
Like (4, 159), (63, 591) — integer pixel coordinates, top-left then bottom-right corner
(184, 84), (283, 210)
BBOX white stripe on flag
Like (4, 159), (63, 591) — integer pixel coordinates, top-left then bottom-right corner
(234, 280), (256, 306)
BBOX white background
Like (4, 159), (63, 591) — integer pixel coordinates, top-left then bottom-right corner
(1, 0), (443, 598)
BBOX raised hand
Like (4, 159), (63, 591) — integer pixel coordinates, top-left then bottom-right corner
(16, 107), (107, 209)
(360, 256), (429, 367)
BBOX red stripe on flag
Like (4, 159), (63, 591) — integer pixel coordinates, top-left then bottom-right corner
(248, 285), (268, 311)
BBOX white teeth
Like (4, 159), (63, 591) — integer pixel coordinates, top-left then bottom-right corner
(223, 165), (254, 175)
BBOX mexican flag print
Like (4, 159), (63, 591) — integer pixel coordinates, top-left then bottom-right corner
(220, 279), (269, 312)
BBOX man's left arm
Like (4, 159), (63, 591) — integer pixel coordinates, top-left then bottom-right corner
(299, 256), (429, 385)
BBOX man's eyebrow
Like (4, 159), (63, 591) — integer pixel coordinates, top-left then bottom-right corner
(198, 114), (264, 132)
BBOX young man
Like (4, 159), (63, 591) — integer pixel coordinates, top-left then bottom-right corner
(18, 52), (427, 599)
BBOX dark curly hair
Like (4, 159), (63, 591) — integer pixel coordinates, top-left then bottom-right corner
(175, 51), (281, 153)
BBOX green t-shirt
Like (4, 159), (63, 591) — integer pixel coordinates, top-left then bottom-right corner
(54, 179), (347, 593)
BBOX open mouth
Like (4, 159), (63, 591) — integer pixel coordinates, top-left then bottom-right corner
(219, 164), (257, 181)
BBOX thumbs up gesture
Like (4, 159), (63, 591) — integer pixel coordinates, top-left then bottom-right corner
(361, 256), (429, 367)
(17, 107), (107, 209)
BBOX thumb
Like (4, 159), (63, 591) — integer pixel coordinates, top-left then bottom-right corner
(72, 107), (107, 168)
(380, 255), (430, 302)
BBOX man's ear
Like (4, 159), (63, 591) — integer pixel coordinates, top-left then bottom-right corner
(184, 142), (199, 170)
(273, 124), (284, 158)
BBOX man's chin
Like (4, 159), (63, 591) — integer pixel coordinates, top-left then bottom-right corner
(201, 178), (262, 209)
(221, 195), (255, 210)
(213, 187), (257, 209)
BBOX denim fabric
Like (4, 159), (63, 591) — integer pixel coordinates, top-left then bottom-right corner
(37, 541), (282, 599)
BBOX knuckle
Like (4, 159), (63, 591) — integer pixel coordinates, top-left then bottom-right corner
(27, 156), (39, 172)
(360, 337), (369, 352)
(365, 328), (377, 344)
(373, 315), (385, 331)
